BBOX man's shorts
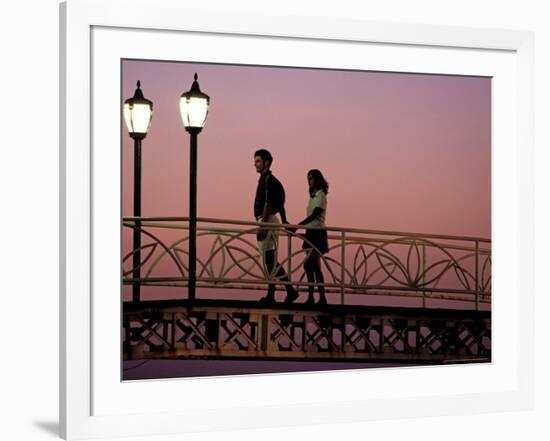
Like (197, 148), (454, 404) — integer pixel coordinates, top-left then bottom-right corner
(256, 214), (280, 256)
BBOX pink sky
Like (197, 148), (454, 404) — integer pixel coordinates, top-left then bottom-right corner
(122, 60), (491, 238)
(121, 60), (491, 378)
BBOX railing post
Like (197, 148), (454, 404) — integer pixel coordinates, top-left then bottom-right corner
(287, 227), (292, 290)
(123, 313), (131, 358)
(171, 312), (176, 351)
(475, 240), (479, 311)
(422, 244), (426, 309)
(340, 231), (346, 305)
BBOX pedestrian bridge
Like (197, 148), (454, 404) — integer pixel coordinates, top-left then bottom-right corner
(122, 217), (491, 364)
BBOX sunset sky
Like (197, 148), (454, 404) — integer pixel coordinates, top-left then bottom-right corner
(121, 60), (491, 379)
(122, 60), (491, 238)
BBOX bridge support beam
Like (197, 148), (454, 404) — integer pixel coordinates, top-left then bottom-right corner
(123, 300), (491, 365)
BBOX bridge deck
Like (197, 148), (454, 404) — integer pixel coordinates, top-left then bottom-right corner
(124, 298), (490, 319)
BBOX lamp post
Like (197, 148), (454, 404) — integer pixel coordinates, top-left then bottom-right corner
(179, 73), (210, 303)
(123, 80), (153, 303)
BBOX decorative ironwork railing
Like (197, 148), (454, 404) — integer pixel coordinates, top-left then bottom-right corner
(122, 217), (491, 309)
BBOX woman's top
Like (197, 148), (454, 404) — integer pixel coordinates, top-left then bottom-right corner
(305, 189), (327, 228)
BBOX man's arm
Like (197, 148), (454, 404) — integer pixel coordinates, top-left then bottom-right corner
(279, 206), (289, 224)
(257, 202), (273, 241)
(261, 201), (273, 223)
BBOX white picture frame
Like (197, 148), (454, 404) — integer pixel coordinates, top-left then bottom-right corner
(60, 0), (534, 439)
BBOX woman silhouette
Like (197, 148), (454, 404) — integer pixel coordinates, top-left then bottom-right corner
(292, 169), (329, 305)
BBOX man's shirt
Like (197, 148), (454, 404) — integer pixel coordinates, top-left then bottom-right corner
(254, 171), (285, 219)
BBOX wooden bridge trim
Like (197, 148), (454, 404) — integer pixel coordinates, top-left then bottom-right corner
(123, 300), (491, 365)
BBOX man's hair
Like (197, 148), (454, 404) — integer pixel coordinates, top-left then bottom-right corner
(254, 149), (273, 164)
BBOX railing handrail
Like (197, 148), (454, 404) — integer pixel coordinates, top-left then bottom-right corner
(123, 221), (491, 254)
(123, 216), (492, 244)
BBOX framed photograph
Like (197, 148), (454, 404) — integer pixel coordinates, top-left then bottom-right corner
(60, 0), (534, 439)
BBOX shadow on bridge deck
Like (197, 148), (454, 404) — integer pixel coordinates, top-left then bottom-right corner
(123, 298), (490, 320)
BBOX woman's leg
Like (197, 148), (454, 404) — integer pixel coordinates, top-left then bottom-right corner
(311, 253), (327, 304)
(304, 251), (316, 304)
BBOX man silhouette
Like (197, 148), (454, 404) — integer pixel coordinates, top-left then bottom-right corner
(253, 149), (299, 304)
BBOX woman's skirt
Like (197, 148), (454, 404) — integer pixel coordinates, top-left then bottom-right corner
(301, 228), (329, 255)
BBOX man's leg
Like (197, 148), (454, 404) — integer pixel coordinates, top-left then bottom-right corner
(265, 250), (299, 303)
(265, 250), (298, 303)
(260, 249), (277, 302)
(312, 253), (327, 305)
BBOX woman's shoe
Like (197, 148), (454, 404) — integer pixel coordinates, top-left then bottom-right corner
(317, 296), (327, 306)
(259, 295), (276, 305)
(304, 296), (315, 306)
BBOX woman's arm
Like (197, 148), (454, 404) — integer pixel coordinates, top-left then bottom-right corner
(288, 207), (324, 232)
(299, 206), (324, 226)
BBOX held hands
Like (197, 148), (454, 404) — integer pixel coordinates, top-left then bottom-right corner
(284, 220), (299, 234)
(257, 222), (299, 241)
(257, 226), (295, 241)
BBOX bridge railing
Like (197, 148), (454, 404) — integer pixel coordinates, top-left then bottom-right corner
(122, 217), (491, 309)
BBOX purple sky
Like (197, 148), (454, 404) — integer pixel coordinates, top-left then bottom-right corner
(122, 60), (491, 237)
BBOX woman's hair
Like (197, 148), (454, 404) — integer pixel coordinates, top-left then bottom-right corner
(308, 169), (329, 197)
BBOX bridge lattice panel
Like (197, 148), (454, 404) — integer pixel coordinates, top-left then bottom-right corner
(123, 304), (491, 364)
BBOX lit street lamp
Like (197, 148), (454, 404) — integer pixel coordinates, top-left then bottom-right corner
(179, 73), (210, 303)
(123, 80), (153, 303)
